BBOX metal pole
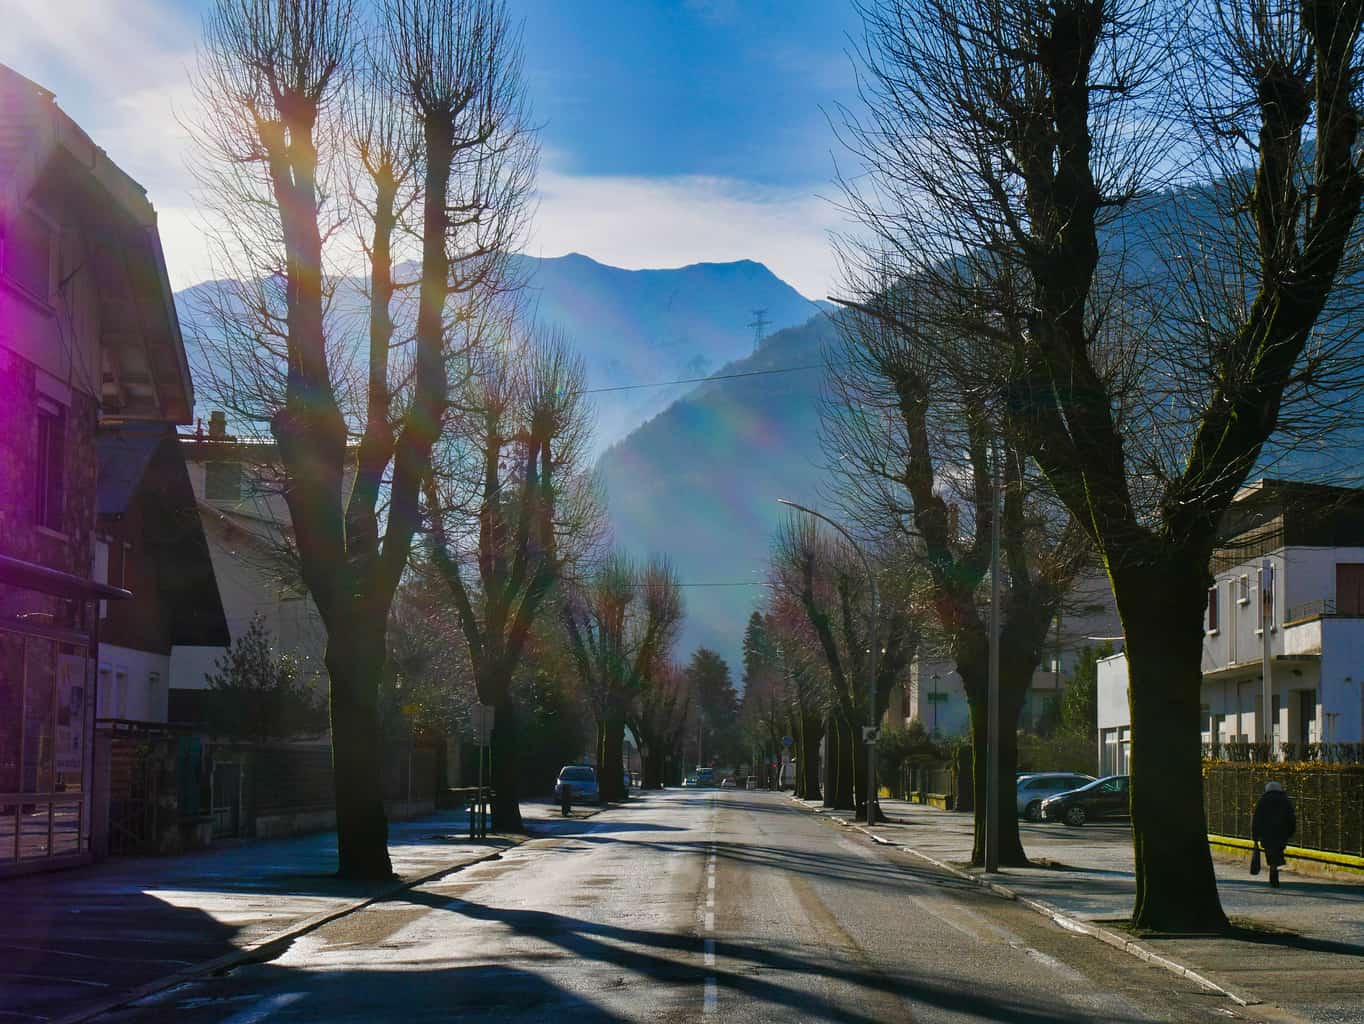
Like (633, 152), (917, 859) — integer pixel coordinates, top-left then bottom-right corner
(1260, 560), (1275, 757)
(985, 439), (1002, 873)
(477, 710), (484, 840)
(776, 498), (878, 823)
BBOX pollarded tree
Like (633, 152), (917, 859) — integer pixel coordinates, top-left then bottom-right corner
(769, 517), (919, 817)
(840, 0), (1364, 929)
(562, 555), (683, 803)
(631, 660), (692, 789)
(191, 0), (536, 878)
(425, 330), (598, 831)
(824, 294), (1091, 866)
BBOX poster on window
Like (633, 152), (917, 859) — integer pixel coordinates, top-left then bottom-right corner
(55, 653), (87, 776)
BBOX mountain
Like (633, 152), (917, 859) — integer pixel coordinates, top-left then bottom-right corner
(510, 253), (827, 447)
(595, 313), (839, 673)
(173, 253), (826, 452)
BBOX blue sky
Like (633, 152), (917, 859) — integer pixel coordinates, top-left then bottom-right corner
(3, 0), (863, 297)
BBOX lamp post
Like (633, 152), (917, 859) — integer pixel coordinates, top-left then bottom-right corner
(984, 438), (1002, 874)
(777, 498), (879, 823)
(931, 673), (940, 735)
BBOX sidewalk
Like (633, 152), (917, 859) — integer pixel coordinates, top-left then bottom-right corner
(0, 799), (585, 1024)
(806, 796), (1364, 1021)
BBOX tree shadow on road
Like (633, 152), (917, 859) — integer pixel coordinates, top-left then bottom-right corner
(388, 886), (1159, 1023)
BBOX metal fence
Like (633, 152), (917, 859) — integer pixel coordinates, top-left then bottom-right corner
(1203, 762), (1364, 857)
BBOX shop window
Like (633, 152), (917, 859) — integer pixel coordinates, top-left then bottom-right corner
(35, 400), (66, 531)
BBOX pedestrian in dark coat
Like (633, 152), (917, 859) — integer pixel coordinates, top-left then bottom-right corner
(1252, 780), (1296, 888)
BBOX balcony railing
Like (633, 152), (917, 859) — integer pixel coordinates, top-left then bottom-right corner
(1286, 598), (1334, 622)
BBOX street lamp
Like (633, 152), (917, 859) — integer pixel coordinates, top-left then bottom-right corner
(777, 498), (879, 823)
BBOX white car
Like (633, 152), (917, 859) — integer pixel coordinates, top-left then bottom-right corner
(1016, 772), (1095, 821)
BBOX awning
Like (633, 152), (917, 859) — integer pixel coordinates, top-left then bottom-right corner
(0, 553), (132, 602)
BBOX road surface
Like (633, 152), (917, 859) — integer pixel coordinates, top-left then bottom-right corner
(107, 789), (1283, 1023)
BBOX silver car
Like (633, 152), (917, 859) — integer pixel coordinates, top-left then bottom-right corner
(1016, 772), (1095, 821)
(555, 765), (600, 805)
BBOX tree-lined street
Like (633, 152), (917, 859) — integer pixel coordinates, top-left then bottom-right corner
(85, 791), (1302, 1024)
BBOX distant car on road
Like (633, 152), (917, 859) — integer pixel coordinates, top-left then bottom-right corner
(1016, 772), (1095, 821)
(554, 765), (600, 805)
(1041, 774), (1130, 826)
(694, 768), (716, 787)
(683, 774), (700, 787)
(745, 778), (758, 790)
(720, 777), (737, 788)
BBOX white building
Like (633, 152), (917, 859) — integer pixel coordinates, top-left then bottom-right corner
(1097, 479), (1364, 775)
(902, 572), (1122, 737)
(167, 412), (330, 722)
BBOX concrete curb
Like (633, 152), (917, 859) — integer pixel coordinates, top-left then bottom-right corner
(787, 795), (1259, 1008)
(50, 833), (541, 1024)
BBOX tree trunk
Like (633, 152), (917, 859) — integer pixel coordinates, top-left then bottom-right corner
(830, 715), (856, 810)
(325, 623), (392, 879)
(599, 715), (627, 803)
(1116, 560), (1228, 932)
(821, 714), (837, 806)
(800, 711), (824, 801)
(966, 684), (1028, 868)
(642, 744), (664, 789)
(490, 692), (523, 832)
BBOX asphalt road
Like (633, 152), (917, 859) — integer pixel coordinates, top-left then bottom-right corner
(106, 789), (1282, 1023)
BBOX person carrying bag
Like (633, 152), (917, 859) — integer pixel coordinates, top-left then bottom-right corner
(1251, 780), (1296, 888)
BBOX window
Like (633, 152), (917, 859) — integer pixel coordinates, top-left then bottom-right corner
(1206, 586), (1219, 632)
(2, 207), (54, 301)
(1259, 563), (1275, 630)
(204, 461), (242, 501)
(35, 401), (65, 531)
(1238, 575), (1250, 604)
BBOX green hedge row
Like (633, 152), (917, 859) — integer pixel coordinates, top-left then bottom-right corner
(1203, 761), (1364, 857)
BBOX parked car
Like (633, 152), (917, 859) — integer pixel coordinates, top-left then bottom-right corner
(683, 774), (700, 787)
(554, 765), (600, 805)
(1040, 774), (1130, 826)
(720, 776), (737, 788)
(694, 767), (716, 787)
(745, 778), (758, 790)
(1015, 772), (1095, 821)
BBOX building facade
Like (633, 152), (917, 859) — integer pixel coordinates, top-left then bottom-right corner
(0, 66), (192, 873)
(1097, 479), (1364, 775)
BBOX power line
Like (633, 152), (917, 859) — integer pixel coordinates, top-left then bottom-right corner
(581, 362), (824, 395)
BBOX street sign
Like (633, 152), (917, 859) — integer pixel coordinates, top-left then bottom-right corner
(781, 735), (793, 747)
(862, 726), (880, 742)
(471, 704), (495, 741)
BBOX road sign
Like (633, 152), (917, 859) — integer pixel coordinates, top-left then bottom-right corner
(781, 735), (793, 747)
(862, 726), (880, 743)
(471, 704), (495, 741)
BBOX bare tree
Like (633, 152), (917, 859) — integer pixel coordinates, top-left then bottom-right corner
(191, 0), (536, 877)
(630, 660), (692, 789)
(425, 329), (598, 830)
(769, 517), (919, 815)
(562, 555), (684, 804)
(839, 0), (1364, 929)
(825, 292), (1091, 865)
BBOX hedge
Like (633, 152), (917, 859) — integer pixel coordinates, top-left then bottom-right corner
(1203, 761), (1364, 858)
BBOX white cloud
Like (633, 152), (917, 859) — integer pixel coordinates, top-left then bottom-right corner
(528, 171), (847, 300)
(3, 3), (852, 297)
